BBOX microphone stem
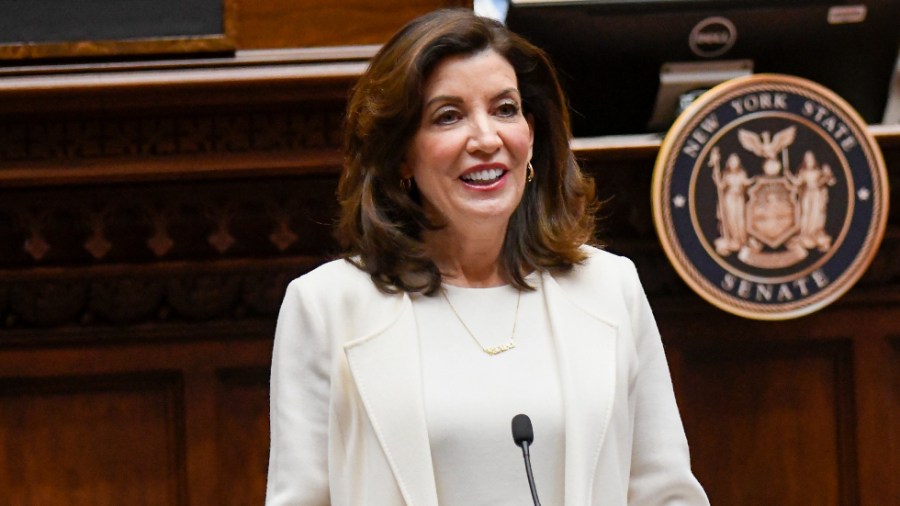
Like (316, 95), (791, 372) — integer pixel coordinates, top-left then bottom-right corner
(520, 442), (541, 506)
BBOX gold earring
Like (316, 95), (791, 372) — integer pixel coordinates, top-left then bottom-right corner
(400, 178), (412, 192)
(527, 162), (535, 183)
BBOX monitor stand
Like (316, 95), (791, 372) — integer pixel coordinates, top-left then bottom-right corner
(648, 59), (753, 132)
(884, 55), (900, 125)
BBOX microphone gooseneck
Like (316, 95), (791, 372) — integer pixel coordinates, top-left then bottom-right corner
(511, 414), (541, 506)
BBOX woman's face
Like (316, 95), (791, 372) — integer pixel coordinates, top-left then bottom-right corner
(403, 49), (534, 232)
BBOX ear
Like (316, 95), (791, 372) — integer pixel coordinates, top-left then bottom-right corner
(526, 113), (535, 161)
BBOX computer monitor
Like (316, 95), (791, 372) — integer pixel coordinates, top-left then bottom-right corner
(506, 0), (900, 137)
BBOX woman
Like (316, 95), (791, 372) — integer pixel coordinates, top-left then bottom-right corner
(266, 9), (708, 506)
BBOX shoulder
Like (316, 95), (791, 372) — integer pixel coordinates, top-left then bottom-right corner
(287, 257), (392, 303)
(282, 257), (405, 332)
(549, 244), (644, 311)
(291, 257), (372, 289)
(576, 244), (636, 271)
(567, 244), (641, 287)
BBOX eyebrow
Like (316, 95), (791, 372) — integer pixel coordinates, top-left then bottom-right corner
(423, 87), (522, 112)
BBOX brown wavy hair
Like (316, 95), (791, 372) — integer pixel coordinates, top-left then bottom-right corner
(336, 8), (598, 294)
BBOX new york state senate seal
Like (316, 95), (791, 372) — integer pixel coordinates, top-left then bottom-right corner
(652, 74), (889, 320)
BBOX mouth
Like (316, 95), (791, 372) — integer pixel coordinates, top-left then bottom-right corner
(459, 167), (507, 186)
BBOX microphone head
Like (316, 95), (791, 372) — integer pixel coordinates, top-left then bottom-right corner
(511, 413), (534, 447)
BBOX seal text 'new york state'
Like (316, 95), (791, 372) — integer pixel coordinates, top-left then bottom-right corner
(682, 93), (789, 159)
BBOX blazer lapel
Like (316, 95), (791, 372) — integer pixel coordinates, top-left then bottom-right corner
(343, 295), (439, 506)
(542, 272), (619, 506)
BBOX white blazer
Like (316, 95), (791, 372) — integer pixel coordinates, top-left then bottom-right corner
(266, 246), (709, 506)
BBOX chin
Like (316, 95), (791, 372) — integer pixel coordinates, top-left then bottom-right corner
(459, 204), (519, 224)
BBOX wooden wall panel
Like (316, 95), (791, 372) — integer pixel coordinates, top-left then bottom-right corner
(674, 342), (853, 506)
(0, 373), (185, 506)
(850, 327), (900, 505)
(215, 368), (270, 506)
(649, 287), (900, 505)
(0, 327), (275, 505)
(886, 337), (900, 504)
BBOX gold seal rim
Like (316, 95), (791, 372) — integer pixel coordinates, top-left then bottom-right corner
(651, 73), (890, 320)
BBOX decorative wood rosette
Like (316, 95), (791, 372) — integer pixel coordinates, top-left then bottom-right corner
(652, 74), (889, 320)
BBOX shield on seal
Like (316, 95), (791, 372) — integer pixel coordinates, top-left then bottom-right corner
(745, 177), (800, 248)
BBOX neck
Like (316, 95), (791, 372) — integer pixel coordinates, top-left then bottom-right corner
(424, 225), (508, 288)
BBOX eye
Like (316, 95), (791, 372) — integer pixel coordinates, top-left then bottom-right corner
(433, 107), (462, 125)
(495, 100), (521, 118)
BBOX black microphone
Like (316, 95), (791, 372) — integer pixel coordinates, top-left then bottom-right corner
(511, 414), (541, 506)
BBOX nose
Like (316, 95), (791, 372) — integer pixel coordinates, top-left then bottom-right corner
(466, 113), (502, 154)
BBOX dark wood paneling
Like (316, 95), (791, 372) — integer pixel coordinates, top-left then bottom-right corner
(0, 373), (186, 506)
(215, 368), (270, 506)
(674, 342), (853, 506)
(0, 326), (274, 505)
(892, 338), (900, 504)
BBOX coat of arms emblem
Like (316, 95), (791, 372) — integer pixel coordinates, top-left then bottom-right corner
(710, 127), (837, 269)
(652, 75), (887, 320)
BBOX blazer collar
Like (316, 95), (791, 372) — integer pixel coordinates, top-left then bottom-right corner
(541, 270), (619, 505)
(343, 271), (619, 506)
(343, 295), (439, 506)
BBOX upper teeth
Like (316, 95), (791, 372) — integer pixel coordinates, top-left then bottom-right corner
(462, 168), (503, 181)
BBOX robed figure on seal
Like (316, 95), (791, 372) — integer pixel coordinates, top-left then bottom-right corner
(788, 150), (836, 251)
(711, 148), (753, 255)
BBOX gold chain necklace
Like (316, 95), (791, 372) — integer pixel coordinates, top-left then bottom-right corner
(441, 287), (520, 356)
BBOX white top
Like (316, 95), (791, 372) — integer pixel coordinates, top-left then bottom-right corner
(412, 274), (565, 506)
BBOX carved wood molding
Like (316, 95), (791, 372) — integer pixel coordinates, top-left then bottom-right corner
(0, 257), (320, 334)
(0, 177), (339, 265)
(0, 109), (344, 184)
(0, 48), (365, 185)
(0, 176), (338, 331)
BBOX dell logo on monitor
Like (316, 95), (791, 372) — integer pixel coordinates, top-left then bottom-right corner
(690, 16), (738, 58)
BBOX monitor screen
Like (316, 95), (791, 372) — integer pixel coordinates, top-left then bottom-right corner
(507, 0), (900, 137)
